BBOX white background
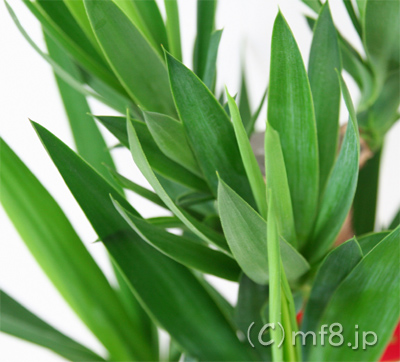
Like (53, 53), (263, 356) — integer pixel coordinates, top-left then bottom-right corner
(1, 0), (399, 360)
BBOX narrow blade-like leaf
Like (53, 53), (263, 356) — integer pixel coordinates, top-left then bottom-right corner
(226, 88), (267, 218)
(268, 12), (319, 242)
(202, 30), (223, 91)
(0, 139), (151, 361)
(31, 123), (254, 362)
(305, 74), (360, 263)
(308, 3), (341, 192)
(0, 291), (104, 361)
(164, 0), (182, 61)
(166, 52), (255, 206)
(84, 0), (176, 115)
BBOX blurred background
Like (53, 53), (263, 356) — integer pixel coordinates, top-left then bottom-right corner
(1, 0), (399, 360)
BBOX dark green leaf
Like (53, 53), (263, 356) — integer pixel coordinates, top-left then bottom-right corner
(268, 12), (319, 242)
(0, 290), (104, 361)
(305, 74), (360, 263)
(357, 231), (390, 255)
(308, 3), (341, 192)
(343, 0), (362, 37)
(113, 200), (241, 281)
(353, 149), (381, 235)
(308, 227), (400, 361)
(0, 138), (150, 361)
(176, 192), (214, 207)
(166, 52), (255, 206)
(95, 115), (209, 192)
(84, 0), (176, 115)
(218, 178), (310, 284)
(302, 239), (363, 358)
(389, 208), (400, 230)
(193, 0), (217, 79)
(144, 111), (202, 176)
(202, 30), (223, 90)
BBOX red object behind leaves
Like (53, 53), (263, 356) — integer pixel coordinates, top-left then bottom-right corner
(296, 312), (399, 361)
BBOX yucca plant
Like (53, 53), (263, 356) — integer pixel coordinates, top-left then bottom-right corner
(1, 0), (399, 361)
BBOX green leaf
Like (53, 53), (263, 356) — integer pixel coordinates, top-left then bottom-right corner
(389, 208), (400, 230)
(113, 200), (241, 281)
(249, 86), (268, 135)
(353, 149), (381, 235)
(84, 0), (176, 116)
(193, 0), (217, 79)
(0, 138), (151, 361)
(308, 226), (400, 361)
(202, 30), (223, 90)
(226, 88), (267, 218)
(21, 0), (124, 95)
(218, 178), (310, 285)
(0, 290), (104, 362)
(265, 124), (297, 247)
(95, 115), (209, 192)
(363, 0), (400, 86)
(129, 0), (169, 53)
(127, 116), (229, 252)
(106, 167), (166, 210)
(166, 52), (255, 206)
(302, 239), (363, 358)
(44, 33), (120, 190)
(305, 74), (360, 263)
(343, 0), (362, 37)
(30, 124), (253, 362)
(308, 3), (341, 192)
(301, 0), (322, 13)
(164, 0), (182, 61)
(266, 196), (283, 362)
(144, 111), (202, 177)
(235, 275), (271, 361)
(176, 192), (214, 207)
(238, 71), (252, 134)
(268, 12), (319, 242)
(357, 231), (390, 255)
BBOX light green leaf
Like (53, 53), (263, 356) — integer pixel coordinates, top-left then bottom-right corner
(144, 111), (202, 177)
(44, 33), (120, 190)
(0, 138), (151, 361)
(302, 239), (363, 358)
(308, 3), (341, 192)
(0, 290), (104, 362)
(389, 208), (400, 230)
(31, 124), (253, 362)
(164, 0), (182, 61)
(127, 116), (229, 252)
(166, 52), (255, 206)
(113, 200), (241, 281)
(218, 178), (310, 285)
(265, 124), (297, 247)
(301, 0), (322, 13)
(193, 0), (217, 79)
(203, 30), (223, 90)
(226, 88), (267, 218)
(343, 0), (362, 37)
(106, 167), (166, 210)
(266, 196), (283, 362)
(308, 226), (400, 361)
(95, 115), (209, 192)
(305, 74), (360, 263)
(268, 12), (319, 242)
(84, 0), (176, 116)
(238, 71), (252, 134)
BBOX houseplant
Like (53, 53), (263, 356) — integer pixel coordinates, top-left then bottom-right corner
(1, 0), (399, 361)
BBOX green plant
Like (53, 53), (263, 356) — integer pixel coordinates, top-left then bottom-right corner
(1, 0), (399, 361)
